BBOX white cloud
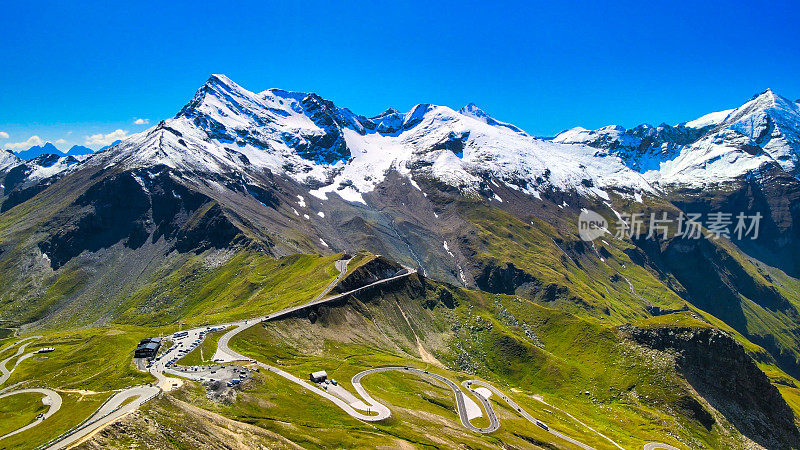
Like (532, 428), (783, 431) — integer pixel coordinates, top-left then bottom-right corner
(85, 129), (128, 147)
(0, 131), (9, 139)
(4, 135), (44, 150)
(133, 118), (150, 125)
(55, 139), (68, 148)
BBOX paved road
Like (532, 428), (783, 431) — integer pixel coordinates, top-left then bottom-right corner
(353, 366), (499, 433)
(212, 257), (351, 363)
(205, 267), (602, 447)
(253, 361), (391, 421)
(46, 385), (159, 449)
(211, 267), (417, 364)
(0, 258), (678, 449)
(0, 388), (62, 440)
(464, 380), (594, 449)
(643, 443), (681, 450)
(212, 260), (415, 363)
(205, 259), (421, 424)
(529, 393), (625, 449)
(145, 257), (355, 383)
(0, 336), (42, 387)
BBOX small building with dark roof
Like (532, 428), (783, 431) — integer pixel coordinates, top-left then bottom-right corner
(135, 338), (161, 359)
(310, 370), (328, 383)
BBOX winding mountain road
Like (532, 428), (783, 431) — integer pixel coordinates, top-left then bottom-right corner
(353, 367), (499, 433)
(0, 258), (681, 449)
(0, 337), (65, 441)
(0, 334), (161, 448)
(464, 379), (596, 449)
(46, 385), (159, 450)
(0, 388), (62, 440)
(643, 443), (682, 450)
(211, 259), (351, 363)
(0, 336), (42, 386)
(212, 258), (413, 363)
(204, 263), (608, 448)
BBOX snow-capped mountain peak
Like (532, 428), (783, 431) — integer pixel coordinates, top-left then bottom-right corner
(724, 88), (797, 127)
(458, 102), (528, 136)
(554, 88), (800, 187)
(649, 89), (800, 186)
(683, 109), (734, 129)
(95, 74), (654, 206)
(1, 150), (21, 171)
(458, 102), (487, 117)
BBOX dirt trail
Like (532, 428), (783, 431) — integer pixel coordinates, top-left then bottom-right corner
(394, 300), (442, 367)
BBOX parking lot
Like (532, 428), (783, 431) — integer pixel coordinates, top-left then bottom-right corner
(166, 363), (252, 388)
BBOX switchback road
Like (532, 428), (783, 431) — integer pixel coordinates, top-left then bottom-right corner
(0, 387), (62, 440)
(0, 336), (42, 387)
(46, 385), (159, 449)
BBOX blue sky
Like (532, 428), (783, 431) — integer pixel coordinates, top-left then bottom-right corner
(1, 0), (798, 151)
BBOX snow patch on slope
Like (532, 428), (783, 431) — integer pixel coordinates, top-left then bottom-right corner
(684, 109), (734, 129)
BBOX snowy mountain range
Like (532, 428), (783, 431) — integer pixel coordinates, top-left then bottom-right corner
(2, 75), (800, 269)
(5, 77), (798, 210)
(80, 74), (661, 207)
(555, 89), (800, 187)
(1, 73), (796, 283)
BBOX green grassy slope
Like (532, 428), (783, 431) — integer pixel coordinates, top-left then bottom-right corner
(461, 200), (800, 388)
(220, 276), (750, 448)
(0, 392), (110, 449)
(176, 329), (224, 366)
(0, 391), (48, 437)
(2, 327), (153, 392)
(0, 250), (791, 448)
(0, 327), (154, 449)
(115, 252), (342, 327)
(460, 204), (687, 322)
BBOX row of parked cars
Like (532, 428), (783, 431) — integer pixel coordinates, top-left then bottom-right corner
(142, 325), (230, 370)
(162, 326), (227, 368)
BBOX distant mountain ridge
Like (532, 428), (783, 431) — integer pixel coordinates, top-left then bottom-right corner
(14, 142), (64, 160)
(554, 88), (800, 187)
(12, 142), (94, 160)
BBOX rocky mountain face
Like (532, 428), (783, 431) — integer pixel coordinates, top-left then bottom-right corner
(553, 122), (710, 172)
(1, 75), (798, 321)
(0, 153), (87, 212)
(627, 325), (800, 448)
(1, 149), (21, 168)
(2, 75), (800, 445)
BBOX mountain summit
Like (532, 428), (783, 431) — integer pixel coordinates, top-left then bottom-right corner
(554, 88), (800, 186)
(106, 74), (653, 206)
(15, 142), (65, 160)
